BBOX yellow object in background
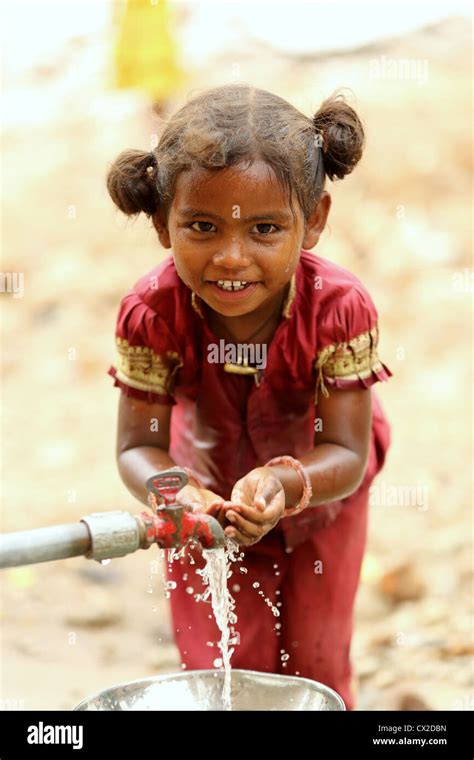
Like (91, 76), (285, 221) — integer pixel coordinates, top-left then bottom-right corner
(112, 0), (187, 104)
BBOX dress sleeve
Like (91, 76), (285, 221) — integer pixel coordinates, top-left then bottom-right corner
(314, 285), (393, 403)
(107, 290), (183, 405)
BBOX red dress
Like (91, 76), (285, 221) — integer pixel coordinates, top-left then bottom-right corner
(108, 249), (393, 709)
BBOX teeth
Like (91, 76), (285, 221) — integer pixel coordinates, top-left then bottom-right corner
(216, 280), (249, 291)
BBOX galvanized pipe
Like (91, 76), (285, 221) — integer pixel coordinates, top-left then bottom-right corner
(0, 522), (92, 568)
(0, 508), (224, 569)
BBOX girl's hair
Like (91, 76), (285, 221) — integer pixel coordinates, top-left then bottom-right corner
(106, 84), (365, 223)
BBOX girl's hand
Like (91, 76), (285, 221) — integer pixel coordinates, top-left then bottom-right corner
(223, 467), (286, 546)
(175, 484), (225, 518)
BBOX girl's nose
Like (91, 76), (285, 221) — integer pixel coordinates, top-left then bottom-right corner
(212, 241), (251, 269)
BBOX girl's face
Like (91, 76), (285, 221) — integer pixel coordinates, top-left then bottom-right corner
(154, 160), (330, 318)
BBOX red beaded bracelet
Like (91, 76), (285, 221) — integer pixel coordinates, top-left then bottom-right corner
(264, 455), (313, 516)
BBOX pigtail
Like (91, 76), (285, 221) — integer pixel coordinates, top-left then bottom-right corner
(106, 149), (159, 216)
(313, 90), (365, 181)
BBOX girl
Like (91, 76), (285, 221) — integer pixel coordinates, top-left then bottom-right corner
(106, 84), (393, 710)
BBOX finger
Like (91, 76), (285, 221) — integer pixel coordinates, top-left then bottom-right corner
(228, 498), (284, 531)
(205, 501), (227, 528)
(224, 525), (257, 547)
(254, 480), (284, 509)
(226, 510), (264, 538)
(254, 478), (278, 511)
(230, 488), (253, 508)
(226, 503), (266, 525)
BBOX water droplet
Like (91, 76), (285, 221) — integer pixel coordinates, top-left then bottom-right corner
(232, 584), (241, 593)
(285, 547), (294, 554)
(239, 567), (248, 574)
(181, 663), (187, 669)
(166, 581), (177, 590)
(273, 564), (279, 569)
(252, 582), (260, 588)
(275, 571), (280, 576)
(206, 641), (215, 647)
(281, 654), (290, 662)
(282, 662), (288, 668)
(277, 602), (282, 607)
(213, 658), (223, 668)
(183, 574), (188, 580)
(295, 671), (300, 676)
(276, 590), (281, 595)
(185, 586), (194, 594)
(275, 623), (282, 630)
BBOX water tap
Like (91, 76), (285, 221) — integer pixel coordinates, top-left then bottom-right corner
(139, 469), (225, 551)
(0, 470), (225, 570)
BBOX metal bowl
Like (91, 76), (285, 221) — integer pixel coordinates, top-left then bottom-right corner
(73, 669), (346, 711)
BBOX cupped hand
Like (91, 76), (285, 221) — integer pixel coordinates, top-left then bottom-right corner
(222, 467), (286, 546)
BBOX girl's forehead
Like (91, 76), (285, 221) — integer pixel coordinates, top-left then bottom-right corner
(173, 161), (291, 210)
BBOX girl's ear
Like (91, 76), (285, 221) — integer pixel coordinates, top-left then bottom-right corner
(302, 191), (331, 249)
(152, 212), (172, 249)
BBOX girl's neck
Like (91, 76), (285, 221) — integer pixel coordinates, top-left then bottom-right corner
(204, 282), (290, 344)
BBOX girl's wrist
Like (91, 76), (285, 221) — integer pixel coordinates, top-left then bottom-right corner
(264, 456), (312, 515)
(264, 464), (303, 509)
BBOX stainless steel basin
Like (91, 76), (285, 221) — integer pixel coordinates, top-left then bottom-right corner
(73, 669), (346, 711)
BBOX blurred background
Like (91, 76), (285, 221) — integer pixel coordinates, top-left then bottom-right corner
(0, 0), (472, 710)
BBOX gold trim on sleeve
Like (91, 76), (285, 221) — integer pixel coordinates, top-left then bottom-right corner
(113, 337), (183, 396)
(314, 325), (384, 403)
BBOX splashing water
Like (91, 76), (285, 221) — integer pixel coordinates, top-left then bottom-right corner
(167, 537), (242, 710)
(197, 537), (242, 710)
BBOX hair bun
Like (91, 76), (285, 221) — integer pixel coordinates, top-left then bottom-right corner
(313, 90), (365, 181)
(106, 149), (158, 217)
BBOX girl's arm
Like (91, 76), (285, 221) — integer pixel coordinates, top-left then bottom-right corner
(115, 394), (177, 506)
(115, 394), (225, 515)
(268, 386), (372, 508)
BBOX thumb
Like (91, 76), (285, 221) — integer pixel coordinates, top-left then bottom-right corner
(254, 477), (274, 511)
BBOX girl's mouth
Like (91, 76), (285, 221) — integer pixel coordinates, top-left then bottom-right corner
(206, 280), (261, 301)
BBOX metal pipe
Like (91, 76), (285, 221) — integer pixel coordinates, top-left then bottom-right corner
(0, 522), (92, 568)
(0, 508), (225, 569)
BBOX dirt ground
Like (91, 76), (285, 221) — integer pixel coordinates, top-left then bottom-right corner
(1, 13), (472, 710)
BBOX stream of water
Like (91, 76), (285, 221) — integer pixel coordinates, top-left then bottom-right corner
(165, 537), (281, 710)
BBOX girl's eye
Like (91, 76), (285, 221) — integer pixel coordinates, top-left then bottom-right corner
(252, 223), (278, 235)
(190, 221), (216, 233)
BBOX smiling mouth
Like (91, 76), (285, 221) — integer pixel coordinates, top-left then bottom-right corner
(207, 279), (261, 292)
(207, 280), (259, 293)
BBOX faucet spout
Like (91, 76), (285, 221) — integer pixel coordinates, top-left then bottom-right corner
(141, 469), (225, 550)
(139, 507), (225, 550)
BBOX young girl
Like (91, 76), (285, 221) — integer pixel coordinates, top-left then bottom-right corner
(106, 84), (393, 710)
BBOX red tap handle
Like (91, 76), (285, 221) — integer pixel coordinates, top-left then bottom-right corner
(146, 469), (188, 508)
